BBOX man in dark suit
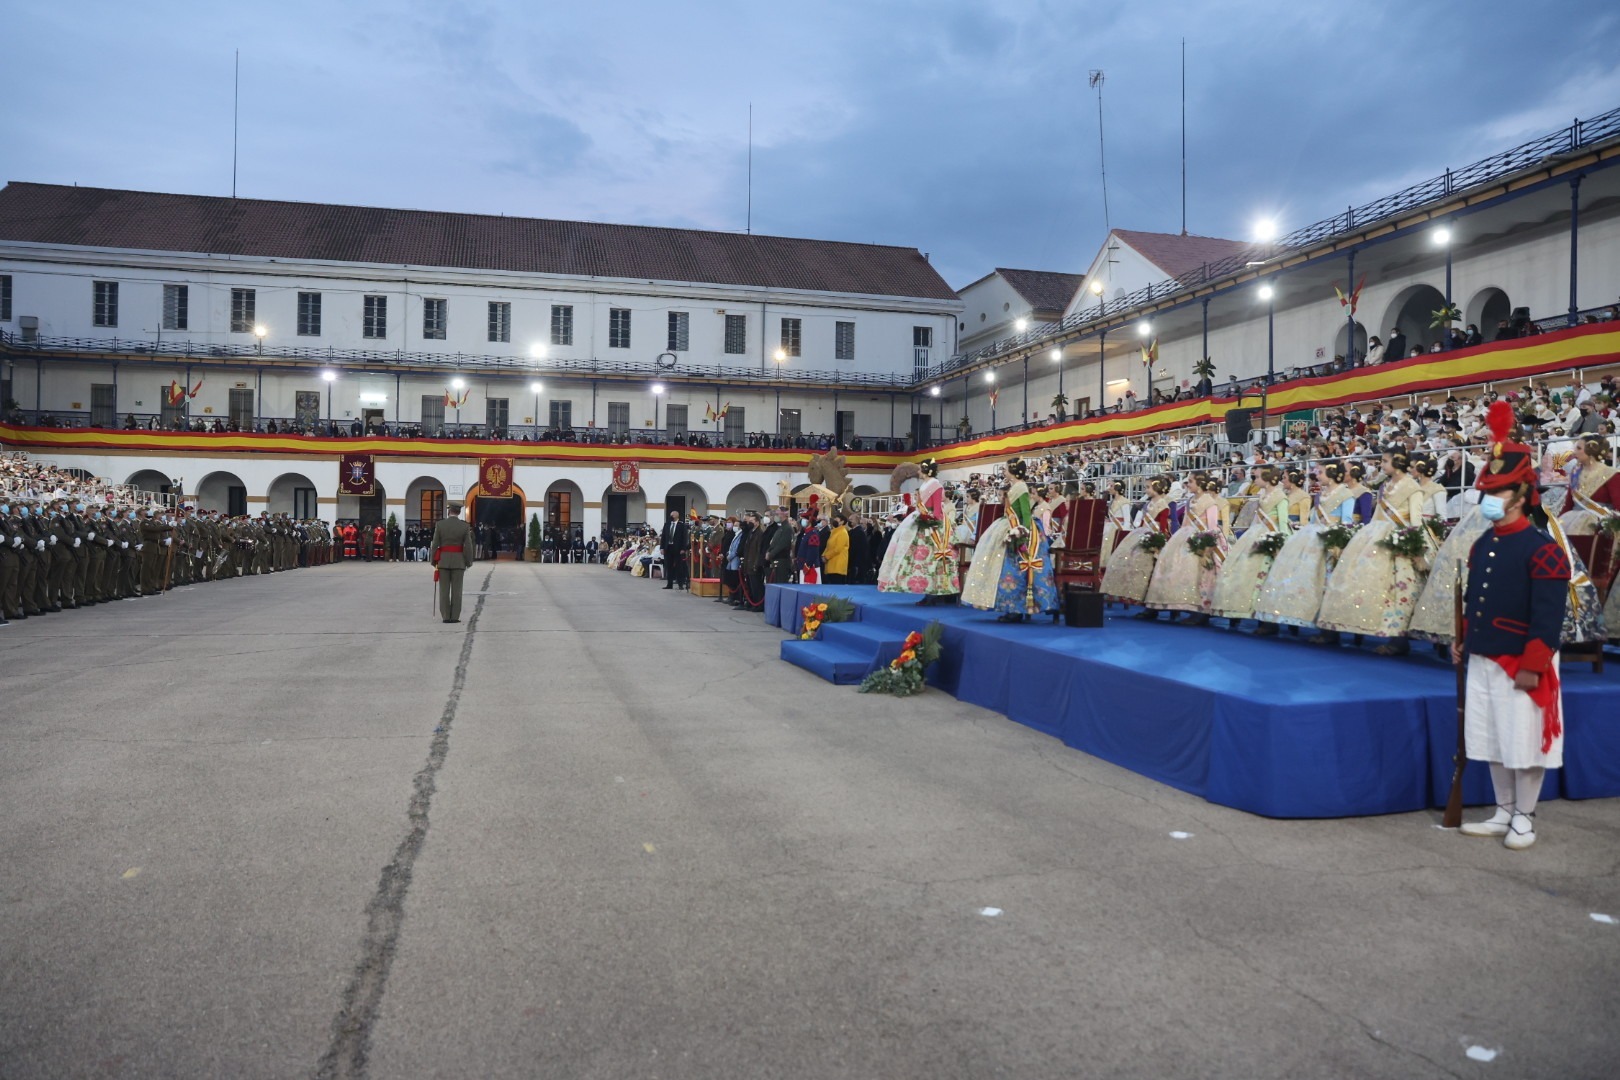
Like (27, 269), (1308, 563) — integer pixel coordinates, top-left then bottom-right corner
(660, 510), (689, 590)
(431, 503), (475, 623)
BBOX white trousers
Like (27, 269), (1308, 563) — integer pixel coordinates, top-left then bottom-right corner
(1464, 654), (1563, 770)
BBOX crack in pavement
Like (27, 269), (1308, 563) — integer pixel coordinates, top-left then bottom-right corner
(313, 566), (494, 1080)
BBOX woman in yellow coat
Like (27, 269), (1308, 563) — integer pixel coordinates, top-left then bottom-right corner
(822, 514), (851, 583)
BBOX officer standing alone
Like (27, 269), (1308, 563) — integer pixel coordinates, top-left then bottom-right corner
(431, 502), (475, 623)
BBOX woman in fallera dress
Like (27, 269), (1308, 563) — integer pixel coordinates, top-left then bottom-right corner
(1143, 473), (1229, 625)
(1256, 462), (1354, 630)
(1211, 466), (1291, 632)
(1101, 477), (1173, 605)
(1339, 463), (1375, 525)
(1314, 448), (1428, 653)
(1100, 480), (1132, 570)
(961, 458), (1060, 620)
(878, 458), (961, 602)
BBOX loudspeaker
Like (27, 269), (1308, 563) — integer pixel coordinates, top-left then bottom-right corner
(1063, 587), (1106, 628)
(1225, 408), (1254, 444)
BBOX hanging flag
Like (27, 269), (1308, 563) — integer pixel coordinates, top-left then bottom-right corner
(338, 454), (375, 496)
(704, 403), (717, 423)
(166, 381), (186, 406)
(478, 457), (514, 497)
(717, 402), (731, 421)
(1140, 338), (1159, 366)
(988, 387), (999, 409)
(187, 378), (204, 399)
(458, 388), (471, 407)
(443, 390), (456, 408)
(1333, 275), (1366, 316)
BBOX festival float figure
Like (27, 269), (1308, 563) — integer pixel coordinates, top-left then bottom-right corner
(877, 459), (961, 604)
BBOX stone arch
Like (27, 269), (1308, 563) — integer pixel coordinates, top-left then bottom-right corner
(195, 470), (248, 515)
(724, 482), (768, 516)
(405, 475), (447, 522)
(1378, 283), (1448, 354)
(1465, 286), (1512, 341)
(267, 471), (317, 516)
(853, 484), (880, 495)
(124, 468), (174, 494)
(664, 480), (709, 519)
(602, 485), (648, 535)
(1334, 320), (1367, 365)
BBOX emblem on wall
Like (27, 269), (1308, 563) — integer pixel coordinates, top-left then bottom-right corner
(611, 460), (641, 492)
(338, 454), (375, 496)
(480, 457), (515, 497)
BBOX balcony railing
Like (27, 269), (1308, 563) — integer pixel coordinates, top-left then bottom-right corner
(918, 104), (1620, 384)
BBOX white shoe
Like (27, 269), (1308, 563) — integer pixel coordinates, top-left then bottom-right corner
(1504, 813), (1536, 850)
(1459, 806), (1512, 838)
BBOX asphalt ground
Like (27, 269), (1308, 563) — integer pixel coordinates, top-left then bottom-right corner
(1, 560), (1617, 1079)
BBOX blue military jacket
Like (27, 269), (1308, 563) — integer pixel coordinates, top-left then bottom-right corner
(1461, 516), (1570, 671)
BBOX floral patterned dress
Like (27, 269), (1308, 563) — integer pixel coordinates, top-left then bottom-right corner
(962, 480), (1060, 615)
(1210, 489), (1289, 620)
(1315, 474), (1425, 637)
(1254, 486), (1352, 628)
(1100, 495), (1171, 604)
(1099, 495), (1132, 570)
(878, 477), (961, 596)
(1143, 493), (1227, 614)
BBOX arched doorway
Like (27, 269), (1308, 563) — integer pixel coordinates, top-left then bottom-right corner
(543, 479), (585, 549)
(1334, 320), (1367, 366)
(466, 482), (527, 558)
(664, 480), (709, 521)
(1465, 287), (1512, 341)
(602, 485), (647, 537)
(267, 471), (318, 518)
(1379, 284), (1448, 354)
(196, 470), (248, 516)
(724, 482), (768, 517)
(337, 481), (387, 529)
(405, 475), (447, 524)
(125, 469), (175, 496)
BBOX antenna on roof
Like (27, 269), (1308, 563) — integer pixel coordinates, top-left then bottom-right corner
(231, 49), (240, 199)
(746, 102), (753, 235)
(1180, 39), (1187, 236)
(1089, 70), (1110, 240)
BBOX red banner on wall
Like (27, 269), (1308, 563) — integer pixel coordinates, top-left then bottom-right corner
(479, 457), (515, 497)
(610, 460), (641, 492)
(338, 453), (375, 495)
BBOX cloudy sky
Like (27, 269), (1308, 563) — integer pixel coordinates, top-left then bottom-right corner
(7, 0), (1619, 289)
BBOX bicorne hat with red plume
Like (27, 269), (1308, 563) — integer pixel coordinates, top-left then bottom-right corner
(1475, 400), (1538, 505)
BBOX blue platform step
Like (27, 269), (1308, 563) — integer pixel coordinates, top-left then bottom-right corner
(779, 621), (912, 684)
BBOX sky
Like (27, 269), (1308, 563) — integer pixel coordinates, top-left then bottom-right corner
(6, 0), (1620, 290)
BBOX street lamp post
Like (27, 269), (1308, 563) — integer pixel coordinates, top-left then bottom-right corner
(987, 370), (997, 431)
(1257, 284), (1275, 445)
(530, 381), (543, 436)
(1434, 226), (1454, 349)
(652, 383), (665, 438)
(253, 324), (267, 355)
(321, 369), (336, 425)
(1097, 329), (1107, 416)
(451, 376), (466, 431)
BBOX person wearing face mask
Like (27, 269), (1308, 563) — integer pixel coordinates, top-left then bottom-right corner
(44, 501), (75, 611)
(83, 505), (108, 605)
(659, 510), (689, 590)
(0, 499), (20, 624)
(1453, 402), (1570, 850)
(140, 509), (174, 595)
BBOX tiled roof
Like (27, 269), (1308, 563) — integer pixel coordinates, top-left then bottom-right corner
(993, 268), (1083, 314)
(0, 182), (959, 301)
(1111, 229), (1251, 281)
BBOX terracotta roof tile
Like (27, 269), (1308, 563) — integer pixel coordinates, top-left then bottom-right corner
(1111, 229), (1251, 282)
(0, 182), (959, 301)
(992, 268), (1083, 314)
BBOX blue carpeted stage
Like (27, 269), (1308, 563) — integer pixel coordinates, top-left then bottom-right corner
(768, 583), (1620, 819)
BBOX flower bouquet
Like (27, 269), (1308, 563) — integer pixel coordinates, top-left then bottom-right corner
(1317, 523), (1356, 565)
(858, 622), (944, 696)
(799, 595), (856, 640)
(1251, 531), (1288, 558)
(1378, 525), (1430, 559)
(1138, 531), (1169, 555)
(1187, 531), (1221, 566)
(1601, 514), (1620, 536)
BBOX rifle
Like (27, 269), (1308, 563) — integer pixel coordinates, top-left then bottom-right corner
(159, 530), (176, 595)
(1442, 561), (1467, 828)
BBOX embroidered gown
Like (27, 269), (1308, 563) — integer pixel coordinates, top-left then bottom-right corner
(1315, 474), (1426, 637)
(1254, 485), (1353, 628)
(961, 479), (1060, 614)
(1143, 492), (1228, 614)
(878, 476), (961, 596)
(1099, 493), (1132, 570)
(1100, 494), (1172, 604)
(1210, 487), (1290, 620)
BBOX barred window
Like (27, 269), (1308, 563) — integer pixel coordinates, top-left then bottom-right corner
(488, 301), (511, 343)
(779, 317), (801, 358)
(607, 401), (629, 435)
(667, 311), (689, 351)
(724, 313), (746, 354)
(549, 399), (573, 428)
(609, 307), (631, 349)
(0, 274), (10, 321)
(550, 304), (573, 346)
(423, 298), (447, 340)
(230, 288), (255, 333)
(298, 292), (322, 336)
(162, 284), (188, 331)
(363, 295), (387, 339)
(93, 281), (119, 327)
(835, 320), (855, 361)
